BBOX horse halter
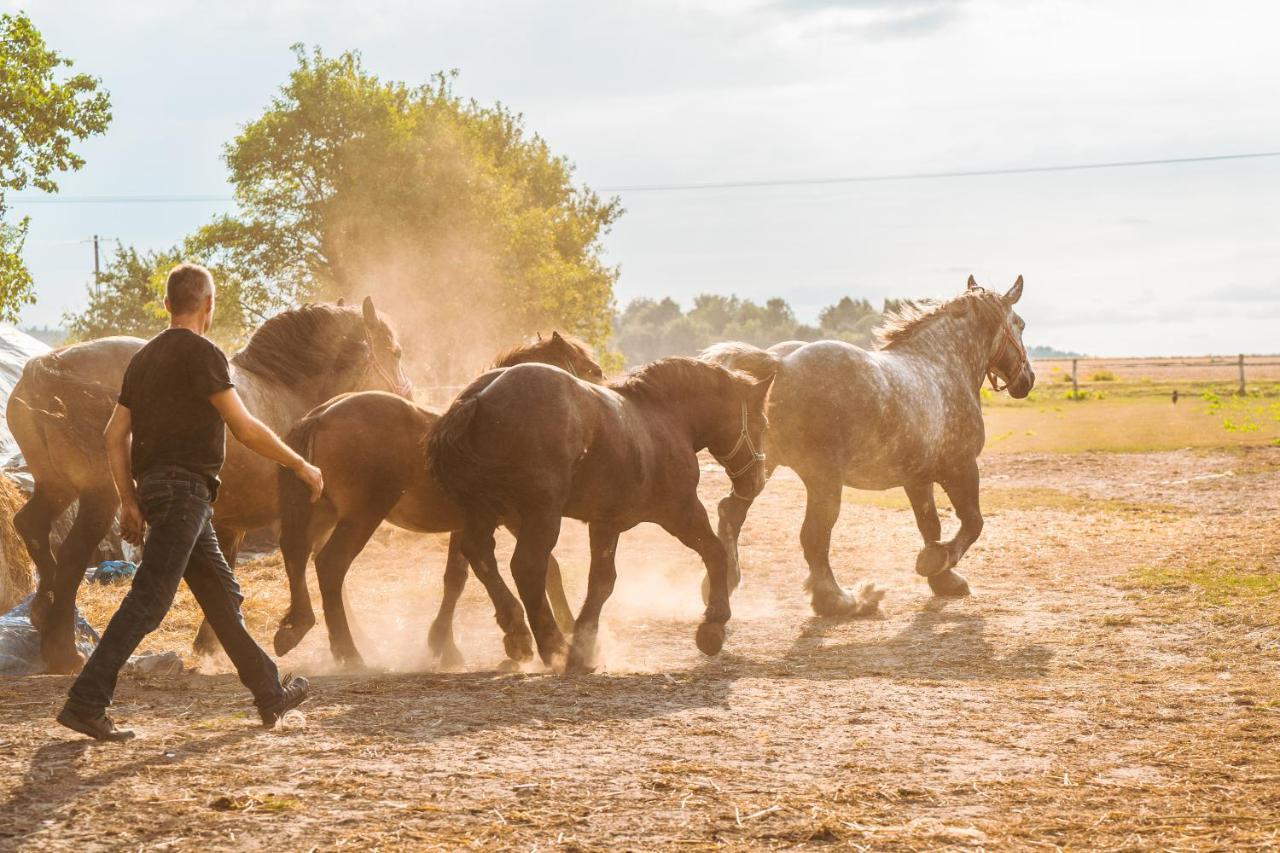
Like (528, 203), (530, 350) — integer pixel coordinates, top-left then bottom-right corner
(713, 402), (767, 499)
(979, 300), (1027, 393)
(363, 326), (413, 398)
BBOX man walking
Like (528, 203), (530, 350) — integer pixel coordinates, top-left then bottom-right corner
(57, 263), (325, 741)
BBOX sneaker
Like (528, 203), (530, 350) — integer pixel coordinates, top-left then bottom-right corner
(259, 674), (310, 727)
(57, 704), (136, 742)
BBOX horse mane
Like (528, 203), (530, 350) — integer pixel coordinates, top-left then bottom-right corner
(491, 332), (595, 369)
(874, 288), (1004, 350)
(231, 304), (372, 383)
(610, 356), (748, 402)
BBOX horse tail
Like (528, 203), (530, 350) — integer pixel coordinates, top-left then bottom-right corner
(698, 341), (783, 382)
(426, 385), (508, 518)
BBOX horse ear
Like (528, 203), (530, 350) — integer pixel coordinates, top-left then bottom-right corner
(750, 374), (776, 399)
(966, 275), (979, 291)
(336, 296), (345, 307)
(536, 331), (544, 342)
(362, 295), (377, 327)
(1004, 275), (1024, 305)
(551, 330), (564, 343)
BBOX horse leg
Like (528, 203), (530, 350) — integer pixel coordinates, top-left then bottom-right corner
(503, 519), (574, 635)
(925, 461), (981, 597)
(427, 533), (469, 669)
(662, 505), (734, 656)
(798, 471), (883, 618)
(274, 504), (335, 657)
(42, 486), (118, 673)
(508, 509), (566, 666)
(565, 525), (619, 674)
(16, 482), (74, 632)
(705, 492), (754, 604)
(458, 515), (533, 663)
(313, 515), (382, 668)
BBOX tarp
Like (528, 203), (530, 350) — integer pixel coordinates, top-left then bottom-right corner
(0, 325), (52, 471)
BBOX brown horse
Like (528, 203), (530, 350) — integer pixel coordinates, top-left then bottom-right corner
(428, 358), (773, 672)
(7, 297), (410, 672)
(703, 276), (1034, 615)
(272, 331), (605, 668)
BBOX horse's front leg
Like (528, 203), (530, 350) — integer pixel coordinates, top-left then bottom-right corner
(916, 462), (980, 597)
(426, 533), (469, 669)
(663, 501), (738, 656)
(705, 492), (753, 603)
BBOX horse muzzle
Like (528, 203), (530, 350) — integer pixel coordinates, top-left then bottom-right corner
(1008, 365), (1035, 399)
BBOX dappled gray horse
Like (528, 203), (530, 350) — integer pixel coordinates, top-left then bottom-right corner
(702, 276), (1034, 615)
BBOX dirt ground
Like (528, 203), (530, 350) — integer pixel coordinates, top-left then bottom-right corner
(3, 448), (1279, 850)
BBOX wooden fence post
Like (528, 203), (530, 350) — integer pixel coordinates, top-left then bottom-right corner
(1072, 359), (1078, 396)
(1238, 354), (1246, 395)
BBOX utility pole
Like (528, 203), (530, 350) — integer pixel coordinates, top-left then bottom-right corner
(93, 234), (101, 299)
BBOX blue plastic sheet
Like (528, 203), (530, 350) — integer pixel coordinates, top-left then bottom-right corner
(0, 595), (100, 676)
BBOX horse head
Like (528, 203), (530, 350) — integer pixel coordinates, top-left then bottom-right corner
(710, 371), (774, 500)
(358, 295), (414, 398)
(969, 275), (1035, 399)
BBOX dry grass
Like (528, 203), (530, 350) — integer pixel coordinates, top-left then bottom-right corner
(0, 476), (32, 611)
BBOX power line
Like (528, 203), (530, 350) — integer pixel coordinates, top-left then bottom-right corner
(4, 150), (1279, 204)
(602, 151), (1280, 192)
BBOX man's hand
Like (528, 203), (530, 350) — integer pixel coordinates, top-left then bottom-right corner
(294, 460), (324, 502)
(119, 498), (145, 546)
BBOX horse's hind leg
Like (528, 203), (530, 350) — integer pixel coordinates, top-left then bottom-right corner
(17, 482), (74, 631)
(41, 485), (118, 673)
(920, 462), (981, 597)
(458, 514), (533, 664)
(508, 508), (566, 666)
(566, 524), (619, 673)
(427, 533), (469, 669)
(274, 505), (335, 657)
(798, 471), (883, 618)
(192, 526), (244, 656)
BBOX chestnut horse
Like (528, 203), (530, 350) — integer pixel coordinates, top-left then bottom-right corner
(7, 297), (410, 671)
(702, 276), (1034, 616)
(273, 332), (605, 668)
(428, 358), (773, 672)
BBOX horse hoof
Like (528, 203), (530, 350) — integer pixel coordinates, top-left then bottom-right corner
(695, 622), (726, 656)
(928, 569), (971, 597)
(811, 582), (884, 619)
(192, 626), (222, 657)
(915, 543), (950, 577)
(41, 645), (85, 675)
(273, 623), (308, 657)
(564, 653), (596, 675)
(503, 629), (534, 662)
(438, 645), (466, 671)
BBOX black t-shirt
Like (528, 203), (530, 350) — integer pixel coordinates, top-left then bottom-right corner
(118, 328), (235, 494)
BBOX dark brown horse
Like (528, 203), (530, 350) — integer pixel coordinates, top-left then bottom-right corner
(702, 276), (1034, 615)
(428, 357), (773, 672)
(7, 297), (410, 671)
(273, 332), (605, 668)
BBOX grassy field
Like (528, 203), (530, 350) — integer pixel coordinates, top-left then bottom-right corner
(980, 359), (1280, 454)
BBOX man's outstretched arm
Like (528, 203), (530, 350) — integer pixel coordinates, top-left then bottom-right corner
(209, 388), (324, 501)
(104, 404), (146, 545)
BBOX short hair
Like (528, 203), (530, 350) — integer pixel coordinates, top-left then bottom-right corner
(165, 263), (214, 314)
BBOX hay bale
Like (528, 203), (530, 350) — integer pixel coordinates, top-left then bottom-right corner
(0, 476), (32, 611)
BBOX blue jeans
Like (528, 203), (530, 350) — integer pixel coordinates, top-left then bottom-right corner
(67, 466), (283, 713)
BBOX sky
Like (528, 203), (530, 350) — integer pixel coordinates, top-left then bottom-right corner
(6, 0), (1279, 355)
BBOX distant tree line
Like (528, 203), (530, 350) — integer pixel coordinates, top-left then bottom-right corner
(614, 293), (913, 366)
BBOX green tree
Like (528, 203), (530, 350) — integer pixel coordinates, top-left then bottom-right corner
(212, 46), (621, 379)
(65, 235), (261, 348)
(0, 12), (111, 321)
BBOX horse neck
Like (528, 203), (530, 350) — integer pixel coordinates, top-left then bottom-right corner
(647, 381), (737, 451)
(232, 361), (365, 431)
(896, 310), (995, 395)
